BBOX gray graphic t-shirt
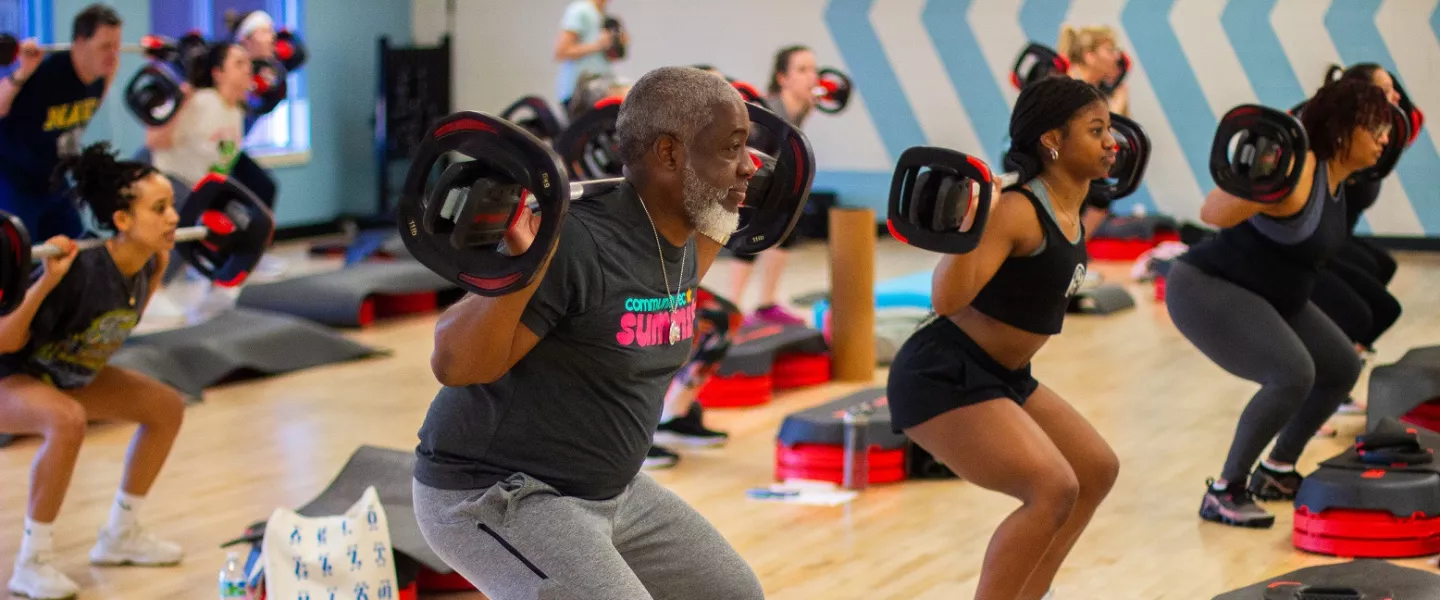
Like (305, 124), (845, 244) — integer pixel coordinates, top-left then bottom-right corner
(414, 183), (701, 501)
(0, 246), (157, 389)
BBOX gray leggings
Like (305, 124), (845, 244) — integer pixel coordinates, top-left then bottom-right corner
(1165, 261), (1362, 483)
(413, 472), (764, 600)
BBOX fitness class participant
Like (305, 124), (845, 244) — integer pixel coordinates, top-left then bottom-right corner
(0, 4), (122, 241)
(1057, 25), (1128, 115)
(886, 77), (1122, 600)
(0, 142), (187, 600)
(1057, 24), (1129, 239)
(553, 0), (618, 105)
(218, 10), (286, 281)
(413, 66), (764, 600)
(1314, 63), (1404, 355)
(729, 45), (817, 327)
(145, 42), (251, 186)
(647, 287), (743, 469)
(1166, 78), (1390, 528)
(224, 10), (279, 212)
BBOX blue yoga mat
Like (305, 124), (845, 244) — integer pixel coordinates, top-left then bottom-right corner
(812, 270), (933, 326)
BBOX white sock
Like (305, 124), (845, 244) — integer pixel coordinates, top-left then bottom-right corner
(20, 518), (54, 560)
(1261, 459), (1295, 473)
(1211, 479), (1229, 492)
(107, 490), (144, 533)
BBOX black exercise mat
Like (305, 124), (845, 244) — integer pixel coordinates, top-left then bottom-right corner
(235, 259), (459, 327)
(119, 308), (386, 396)
(1213, 559), (1440, 599)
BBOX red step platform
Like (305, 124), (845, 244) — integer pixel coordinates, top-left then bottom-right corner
(773, 352), (833, 390)
(698, 372), (774, 408)
(358, 291), (441, 327)
(774, 441), (908, 486)
(1401, 399), (1440, 433)
(1088, 231), (1180, 261)
(1294, 506), (1440, 558)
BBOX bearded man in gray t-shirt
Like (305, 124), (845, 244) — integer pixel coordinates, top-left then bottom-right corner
(413, 66), (768, 600)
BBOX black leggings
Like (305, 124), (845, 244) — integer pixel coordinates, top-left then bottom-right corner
(1311, 259), (1401, 349)
(1165, 261), (1362, 484)
(1337, 236), (1397, 285)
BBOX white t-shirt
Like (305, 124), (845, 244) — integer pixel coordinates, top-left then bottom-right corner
(152, 88), (244, 185)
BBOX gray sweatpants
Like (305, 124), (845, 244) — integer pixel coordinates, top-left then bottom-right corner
(1165, 261), (1362, 484)
(413, 472), (764, 600)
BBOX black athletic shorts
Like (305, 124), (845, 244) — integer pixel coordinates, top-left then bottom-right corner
(886, 314), (1039, 432)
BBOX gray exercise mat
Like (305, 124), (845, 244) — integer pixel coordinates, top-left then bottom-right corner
(235, 259), (459, 327)
(295, 446), (451, 574)
(1212, 559), (1439, 599)
(117, 308), (386, 399)
(109, 345), (208, 403)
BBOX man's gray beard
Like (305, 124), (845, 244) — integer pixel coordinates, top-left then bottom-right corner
(683, 164), (740, 240)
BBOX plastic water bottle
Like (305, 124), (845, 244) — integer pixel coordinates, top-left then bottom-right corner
(219, 551), (248, 599)
(842, 402), (875, 491)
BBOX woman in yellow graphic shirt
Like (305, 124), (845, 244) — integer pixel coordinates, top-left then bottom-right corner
(0, 142), (187, 600)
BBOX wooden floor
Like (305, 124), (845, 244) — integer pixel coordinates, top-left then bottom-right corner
(4, 238), (1440, 600)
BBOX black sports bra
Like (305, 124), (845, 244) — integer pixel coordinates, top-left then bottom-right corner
(968, 182), (1089, 335)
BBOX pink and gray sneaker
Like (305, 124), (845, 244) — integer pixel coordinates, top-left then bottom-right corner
(1200, 478), (1275, 528)
(744, 304), (808, 328)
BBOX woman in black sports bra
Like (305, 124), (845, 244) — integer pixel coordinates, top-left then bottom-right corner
(886, 77), (1121, 600)
(1165, 78), (1392, 529)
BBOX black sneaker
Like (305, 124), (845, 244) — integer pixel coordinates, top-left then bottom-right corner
(1199, 478), (1275, 528)
(655, 413), (729, 448)
(643, 445), (680, 470)
(1248, 464), (1304, 501)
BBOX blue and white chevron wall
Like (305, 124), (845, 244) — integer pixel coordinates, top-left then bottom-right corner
(416, 0), (1440, 237)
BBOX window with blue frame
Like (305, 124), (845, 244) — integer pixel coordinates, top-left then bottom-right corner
(150, 0), (309, 157)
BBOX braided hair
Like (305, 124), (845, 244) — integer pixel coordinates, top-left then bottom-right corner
(1003, 76), (1108, 182)
(51, 142), (158, 232)
(1298, 78), (1390, 161)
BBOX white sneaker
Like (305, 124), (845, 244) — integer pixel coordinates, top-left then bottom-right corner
(185, 284), (242, 325)
(250, 255), (289, 282)
(88, 526), (184, 566)
(8, 553), (80, 600)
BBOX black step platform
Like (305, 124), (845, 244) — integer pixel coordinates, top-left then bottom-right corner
(1368, 344), (1440, 432)
(1213, 559), (1440, 599)
(235, 259), (461, 328)
(775, 387), (958, 485)
(1293, 419), (1440, 558)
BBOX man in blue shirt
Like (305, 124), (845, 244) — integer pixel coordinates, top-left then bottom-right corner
(552, 0), (622, 103)
(0, 4), (122, 240)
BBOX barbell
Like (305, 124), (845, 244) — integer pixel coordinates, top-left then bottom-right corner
(0, 32), (179, 67)
(398, 105), (816, 298)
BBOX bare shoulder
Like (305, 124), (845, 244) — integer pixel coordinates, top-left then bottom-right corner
(990, 187), (1045, 255)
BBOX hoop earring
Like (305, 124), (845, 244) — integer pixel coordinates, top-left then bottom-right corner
(1049, 147), (1058, 161)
